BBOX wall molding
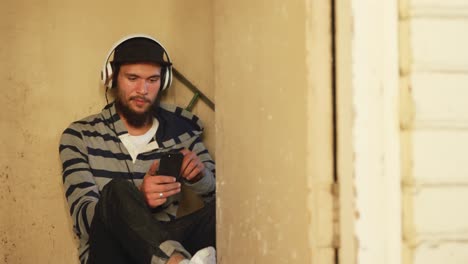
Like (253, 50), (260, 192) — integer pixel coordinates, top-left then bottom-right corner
(412, 62), (468, 74)
(403, 180), (468, 188)
(414, 231), (468, 245)
(337, 0), (402, 263)
(411, 4), (468, 18)
(412, 120), (468, 130)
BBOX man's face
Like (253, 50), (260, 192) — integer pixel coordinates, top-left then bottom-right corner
(115, 62), (162, 122)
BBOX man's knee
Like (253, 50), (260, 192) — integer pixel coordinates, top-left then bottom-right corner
(105, 178), (132, 190)
(102, 179), (134, 198)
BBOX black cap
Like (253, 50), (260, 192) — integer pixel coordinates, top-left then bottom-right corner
(112, 37), (172, 66)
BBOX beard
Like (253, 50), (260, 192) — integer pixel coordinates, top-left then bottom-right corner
(115, 93), (155, 128)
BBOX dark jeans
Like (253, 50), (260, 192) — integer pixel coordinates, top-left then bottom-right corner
(87, 179), (216, 264)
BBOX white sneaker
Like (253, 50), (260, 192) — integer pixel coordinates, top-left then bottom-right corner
(189, 247), (216, 264)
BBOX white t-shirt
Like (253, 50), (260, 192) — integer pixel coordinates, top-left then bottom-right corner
(119, 118), (159, 163)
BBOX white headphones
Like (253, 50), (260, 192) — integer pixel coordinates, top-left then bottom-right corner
(100, 34), (173, 91)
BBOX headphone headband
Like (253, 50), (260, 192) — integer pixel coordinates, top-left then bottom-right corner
(101, 34), (173, 91)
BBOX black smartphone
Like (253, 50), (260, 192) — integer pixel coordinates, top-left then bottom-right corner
(157, 152), (184, 181)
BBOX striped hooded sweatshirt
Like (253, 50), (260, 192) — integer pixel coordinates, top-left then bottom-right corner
(59, 103), (216, 264)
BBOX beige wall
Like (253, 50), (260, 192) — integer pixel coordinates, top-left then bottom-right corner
(214, 1), (334, 263)
(400, 0), (468, 263)
(0, 0), (214, 263)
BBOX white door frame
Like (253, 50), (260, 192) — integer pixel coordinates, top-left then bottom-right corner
(336, 0), (402, 264)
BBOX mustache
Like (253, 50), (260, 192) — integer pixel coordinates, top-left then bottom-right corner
(129, 96), (151, 103)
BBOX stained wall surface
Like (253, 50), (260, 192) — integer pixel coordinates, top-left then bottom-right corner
(0, 1), (214, 263)
(214, 1), (335, 263)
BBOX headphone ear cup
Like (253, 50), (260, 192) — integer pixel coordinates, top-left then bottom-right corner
(160, 67), (168, 91)
(165, 66), (172, 91)
(103, 62), (114, 89)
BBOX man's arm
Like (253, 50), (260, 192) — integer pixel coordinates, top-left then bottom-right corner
(59, 124), (100, 243)
(180, 136), (216, 202)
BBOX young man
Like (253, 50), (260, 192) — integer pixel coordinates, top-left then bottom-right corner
(59, 36), (216, 264)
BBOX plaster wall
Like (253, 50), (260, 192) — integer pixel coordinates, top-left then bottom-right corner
(0, 1), (214, 263)
(214, 1), (334, 263)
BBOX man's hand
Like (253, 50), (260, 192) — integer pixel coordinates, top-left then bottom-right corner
(140, 160), (181, 208)
(180, 149), (205, 182)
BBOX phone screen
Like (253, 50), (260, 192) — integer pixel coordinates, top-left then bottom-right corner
(157, 152), (184, 181)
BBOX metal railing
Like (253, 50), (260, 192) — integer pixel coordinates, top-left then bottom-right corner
(173, 67), (215, 112)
